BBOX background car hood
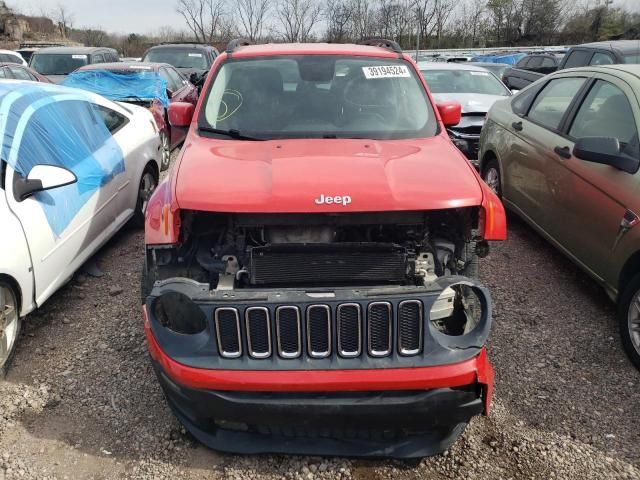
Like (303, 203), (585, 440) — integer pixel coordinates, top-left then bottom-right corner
(175, 136), (483, 213)
(431, 93), (508, 113)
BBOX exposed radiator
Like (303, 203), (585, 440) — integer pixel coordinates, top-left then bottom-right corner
(248, 243), (409, 286)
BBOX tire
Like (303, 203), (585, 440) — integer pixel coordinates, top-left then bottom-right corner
(159, 131), (171, 171)
(618, 273), (640, 370)
(0, 282), (21, 377)
(131, 164), (159, 229)
(482, 159), (501, 198)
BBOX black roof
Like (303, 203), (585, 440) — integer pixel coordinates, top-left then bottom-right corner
(577, 40), (640, 53)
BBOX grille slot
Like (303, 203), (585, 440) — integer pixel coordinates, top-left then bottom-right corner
(337, 303), (362, 357)
(276, 306), (302, 358)
(307, 305), (331, 358)
(245, 307), (272, 358)
(214, 308), (242, 358)
(398, 300), (423, 355)
(368, 302), (392, 357)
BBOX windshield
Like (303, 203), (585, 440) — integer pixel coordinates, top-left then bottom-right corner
(473, 63), (508, 78)
(200, 56), (437, 140)
(30, 54), (89, 75)
(624, 53), (640, 64)
(144, 49), (207, 69)
(421, 69), (510, 96)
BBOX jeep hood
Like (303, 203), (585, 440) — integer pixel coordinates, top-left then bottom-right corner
(175, 135), (483, 213)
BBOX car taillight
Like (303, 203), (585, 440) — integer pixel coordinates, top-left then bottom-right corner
(479, 186), (507, 241)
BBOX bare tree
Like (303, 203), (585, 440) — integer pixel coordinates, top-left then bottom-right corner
(237, 0), (270, 41)
(82, 29), (107, 47)
(176, 0), (228, 43)
(55, 4), (73, 38)
(325, 0), (353, 42)
(350, 0), (376, 39)
(276, 0), (322, 42)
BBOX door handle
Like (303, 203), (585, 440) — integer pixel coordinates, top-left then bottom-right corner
(554, 146), (572, 159)
(512, 121), (523, 131)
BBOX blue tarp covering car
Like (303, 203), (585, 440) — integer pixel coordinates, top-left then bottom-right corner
(470, 53), (527, 65)
(0, 80), (124, 236)
(62, 70), (169, 108)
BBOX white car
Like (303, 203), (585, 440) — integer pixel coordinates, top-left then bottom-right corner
(1, 49), (28, 66)
(418, 62), (512, 167)
(0, 81), (161, 373)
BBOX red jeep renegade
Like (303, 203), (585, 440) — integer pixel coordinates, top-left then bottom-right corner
(142, 38), (507, 458)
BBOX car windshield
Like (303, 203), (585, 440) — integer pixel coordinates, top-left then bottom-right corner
(200, 56), (437, 140)
(30, 54), (89, 75)
(144, 49), (207, 69)
(421, 69), (510, 96)
(472, 63), (508, 78)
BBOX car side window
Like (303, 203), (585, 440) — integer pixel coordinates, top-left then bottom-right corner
(516, 57), (530, 68)
(527, 77), (586, 130)
(564, 50), (592, 68)
(8, 66), (33, 81)
(511, 85), (542, 115)
(94, 105), (128, 134)
(159, 68), (178, 91)
(569, 80), (637, 150)
(0, 67), (6, 78)
(167, 67), (185, 89)
(93, 54), (105, 64)
(590, 52), (614, 65)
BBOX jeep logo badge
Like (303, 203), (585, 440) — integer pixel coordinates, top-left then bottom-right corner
(314, 194), (352, 206)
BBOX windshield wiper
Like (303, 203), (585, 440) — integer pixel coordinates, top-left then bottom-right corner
(198, 126), (265, 141)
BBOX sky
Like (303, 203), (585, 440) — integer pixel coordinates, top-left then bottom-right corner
(12, 0), (187, 35)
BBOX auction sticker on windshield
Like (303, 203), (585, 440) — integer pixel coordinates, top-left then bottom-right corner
(363, 65), (410, 79)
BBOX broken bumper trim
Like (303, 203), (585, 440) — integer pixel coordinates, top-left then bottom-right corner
(145, 307), (494, 457)
(144, 305), (494, 406)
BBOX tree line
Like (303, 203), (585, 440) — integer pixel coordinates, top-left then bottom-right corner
(17, 0), (640, 56)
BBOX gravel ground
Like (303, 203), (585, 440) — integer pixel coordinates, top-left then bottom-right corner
(1, 190), (639, 479)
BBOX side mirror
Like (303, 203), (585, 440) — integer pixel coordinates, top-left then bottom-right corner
(168, 102), (194, 128)
(436, 102), (462, 127)
(14, 165), (77, 201)
(573, 137), (640, 174)
(166, 89), (174, 99)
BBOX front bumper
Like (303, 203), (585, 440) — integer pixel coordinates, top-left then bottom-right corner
(145, 307), (494, 457)
(448, 129), (480, 169)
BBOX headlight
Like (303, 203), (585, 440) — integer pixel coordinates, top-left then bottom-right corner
(430, 284), (483, 336)
(153, 291), (207, 334)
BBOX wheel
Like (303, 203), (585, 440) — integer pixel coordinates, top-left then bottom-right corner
(159, 131), (171, 171)
(131, 164), (158, 229)
(0, 282), (20, 377)
(482, 159), (501, 197)
(618, 274), (640, 370)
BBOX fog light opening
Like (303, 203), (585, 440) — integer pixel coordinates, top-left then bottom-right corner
(430, 284), (483, 336)
(153, 291), (207, 335)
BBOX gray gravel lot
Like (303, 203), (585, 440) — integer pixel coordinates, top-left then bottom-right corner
(0, 207), (639, 479)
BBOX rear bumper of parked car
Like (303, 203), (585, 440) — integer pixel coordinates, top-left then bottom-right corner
(144, 307), (494, 458)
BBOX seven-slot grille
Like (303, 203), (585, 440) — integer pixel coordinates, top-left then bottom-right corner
(213, 300), (424, 360)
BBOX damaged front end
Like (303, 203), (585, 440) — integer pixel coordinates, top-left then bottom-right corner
(142, 209), (495, 458)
